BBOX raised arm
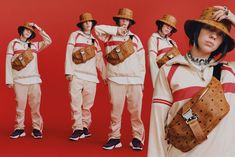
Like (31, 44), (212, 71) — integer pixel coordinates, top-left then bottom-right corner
(94, 25), (120, 42)
(30, 23), (52, 52)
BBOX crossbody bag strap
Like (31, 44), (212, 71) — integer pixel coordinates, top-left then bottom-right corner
(213, 63), (223, 80)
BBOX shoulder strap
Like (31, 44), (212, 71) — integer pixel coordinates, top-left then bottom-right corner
(28, 42), (31, 48)
(213, 63), (223, 80)
(129, 35), (134, 40)
(169, 40), (175, 47)
(91, 39), (95, 45)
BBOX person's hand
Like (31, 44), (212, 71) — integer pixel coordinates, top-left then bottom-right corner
(7, 84), (14, 88)
(117, 26), (127, 36)
(28, 22), (42, 31)
(66, 75), (73, 81)
(213, 6), (235, 24)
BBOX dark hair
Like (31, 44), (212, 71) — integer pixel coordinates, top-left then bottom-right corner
(156, 21), (174, 36)
(77, 21), (96, 31)
(189, 23), (229, 61)
(18, 27), (36, 41)
(115, 18), (133, 29)
(157, 21), (164, 30)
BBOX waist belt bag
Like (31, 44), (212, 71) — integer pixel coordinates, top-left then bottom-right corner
(157, 47), (180, 68)
(106, 39), (135, 65)
(166, 76), (230, 152)
(72, 45), (96, 64)
(12, 48), (34, 71)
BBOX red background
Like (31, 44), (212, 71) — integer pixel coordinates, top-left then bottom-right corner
(0, 0), (235, 157)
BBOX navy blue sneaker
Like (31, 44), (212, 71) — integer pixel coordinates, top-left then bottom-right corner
(10, 129), (26, 139)
(103, 139), (122, 150)
(83, 127), (91, 138)
(32, 129), (42, 139)
(69, 129), (85, 141)
(130, 138), (143, 151)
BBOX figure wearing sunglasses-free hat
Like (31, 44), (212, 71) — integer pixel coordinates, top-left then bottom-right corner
(95, 8), (145, 151)
(148, 14), (179, 88)
(6, 22), (52, 139)
(65, 12), (106, 141)
(148, 7), (235, 157)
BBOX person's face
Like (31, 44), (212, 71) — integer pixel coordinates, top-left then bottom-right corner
(161, 24), (173, 36)
(82, 21), (92, 32)
(197, 24), (224, 55)
(22, 28), (32, 39)
(119, 18), (130, 28)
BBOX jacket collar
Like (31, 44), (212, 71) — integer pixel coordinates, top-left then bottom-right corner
(77, 30), (95, 39)
(166, 54), (219, 69)
(152, 32), (170, 41)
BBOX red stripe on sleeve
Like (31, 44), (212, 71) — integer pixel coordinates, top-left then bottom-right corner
(167, 64), (179, 85)
(223, 83), (235, 93)
(152, 98), (172, 107)
(222, 66), (235, 76)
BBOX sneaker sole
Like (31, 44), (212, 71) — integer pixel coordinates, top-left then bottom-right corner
(31, 133), (43, 139)
(129, 142), (143, 151)
(84, 133), (92, 138)
(69, 134), (85, 141)
(10, 132), (26, 139)
(103, 142), (122, 150)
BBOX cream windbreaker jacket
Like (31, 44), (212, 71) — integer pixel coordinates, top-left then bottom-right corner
(65, 30), (106, 83)
(148, 32), (177, 87)
(148, 55), (235, 157)
(95, 25), (145, 85)
(6, 30), (52, 85)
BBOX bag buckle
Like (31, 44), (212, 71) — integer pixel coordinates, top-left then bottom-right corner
(167, 54), (174, 59)
(115, 47), (121, 53)
(19, 56), (23, 61)
(182, 109), (198, 124)
(80, 50), (85, 55)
